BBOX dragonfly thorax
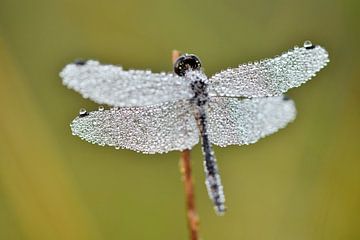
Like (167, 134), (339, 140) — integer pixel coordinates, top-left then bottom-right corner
(186, 70), (209, 107)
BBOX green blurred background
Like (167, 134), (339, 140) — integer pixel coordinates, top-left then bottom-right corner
(0, 0), (359, 239)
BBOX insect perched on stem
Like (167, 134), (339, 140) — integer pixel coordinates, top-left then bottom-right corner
(60, 41), (329, 214)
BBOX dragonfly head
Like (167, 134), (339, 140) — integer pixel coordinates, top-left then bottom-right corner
(174, 54), (202, 76)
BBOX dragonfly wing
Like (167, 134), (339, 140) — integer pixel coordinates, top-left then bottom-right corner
(70, 100), (199, 153)
(60, 60), (193, 106)
(208, 43), (329, 97)
(207, 96), (296, 147)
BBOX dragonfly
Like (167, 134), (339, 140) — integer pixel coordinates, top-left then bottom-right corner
(60, 41), (329, 214)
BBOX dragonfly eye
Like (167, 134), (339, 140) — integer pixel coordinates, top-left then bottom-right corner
(174, 54), (202, 76)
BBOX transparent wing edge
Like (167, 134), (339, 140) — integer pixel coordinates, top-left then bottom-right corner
(60, 60), (193, 107)
(207, 96), (297, 147)
(70, 100), (199, 154)
(208, 43), (329, 98)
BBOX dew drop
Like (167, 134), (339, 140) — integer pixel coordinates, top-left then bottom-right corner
(98, 106), (104, 111)
(115, 145), (120, 150)
(283, 95), (290, 101)
(73, 59), (87, 65)
(79, 108), (88, 117)
(304, 40), (314, 49)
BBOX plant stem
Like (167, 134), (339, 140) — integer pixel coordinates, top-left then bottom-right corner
(172, 50), (200, 240)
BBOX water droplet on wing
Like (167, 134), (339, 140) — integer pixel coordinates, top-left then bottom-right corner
(79, 108), (88, 117)
(304, 40), (314, 49)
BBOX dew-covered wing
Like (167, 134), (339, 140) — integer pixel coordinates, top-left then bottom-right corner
(207, 96), (296, 147)
(208, 42), (329, 98)
(70, 100), (199, 154)
(60, 60), (193, 107)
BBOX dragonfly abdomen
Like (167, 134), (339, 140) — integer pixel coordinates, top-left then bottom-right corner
(195, 104), (226, 214)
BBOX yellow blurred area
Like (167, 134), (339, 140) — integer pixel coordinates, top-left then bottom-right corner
(0, 0), (359, 240)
